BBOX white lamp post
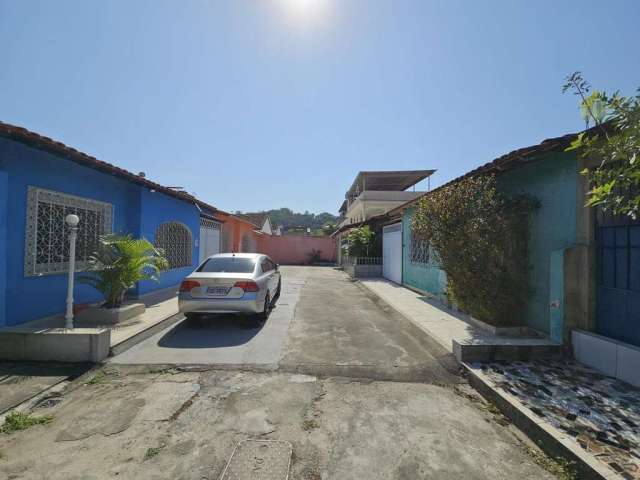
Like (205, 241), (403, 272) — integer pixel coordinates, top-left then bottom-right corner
(65, 214), (80, 330)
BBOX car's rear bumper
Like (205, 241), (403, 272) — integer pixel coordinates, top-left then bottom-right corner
(178, 292), (262, 314)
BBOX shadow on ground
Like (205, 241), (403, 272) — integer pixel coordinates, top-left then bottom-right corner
(157, 316), (264, 349)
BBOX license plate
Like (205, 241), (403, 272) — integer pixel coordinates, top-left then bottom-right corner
(207, 286), (230, 296)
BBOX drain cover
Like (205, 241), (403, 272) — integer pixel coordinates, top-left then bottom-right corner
(219, 440), (293, 480)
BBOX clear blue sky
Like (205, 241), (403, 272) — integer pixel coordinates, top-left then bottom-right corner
(1, 1), (638, 214)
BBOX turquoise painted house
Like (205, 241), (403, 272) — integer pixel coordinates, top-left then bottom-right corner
(391, 130), (639, 356)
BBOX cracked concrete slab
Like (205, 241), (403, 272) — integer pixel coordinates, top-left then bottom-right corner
(0, 369), (555, 480)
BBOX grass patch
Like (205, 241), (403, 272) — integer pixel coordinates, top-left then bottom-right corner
(144, 445), (165, 460)
(0, 412), (53, 434)
(86, 370), (107, 385)
(524, 446), (577, 480)
(302, 419), (320, 431)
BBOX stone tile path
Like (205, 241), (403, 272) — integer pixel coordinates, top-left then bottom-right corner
(476, 360), (640, 479)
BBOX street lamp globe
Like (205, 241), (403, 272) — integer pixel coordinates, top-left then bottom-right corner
(65, 214), (80, 227)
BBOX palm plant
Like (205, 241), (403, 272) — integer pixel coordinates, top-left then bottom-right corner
(79, 234), (169, 309)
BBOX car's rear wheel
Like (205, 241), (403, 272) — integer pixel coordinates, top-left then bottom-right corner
(255, 293), (271, 324)
(275, 279), (282, 298)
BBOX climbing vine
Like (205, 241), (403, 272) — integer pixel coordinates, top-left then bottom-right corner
(412, 175), (537, 326)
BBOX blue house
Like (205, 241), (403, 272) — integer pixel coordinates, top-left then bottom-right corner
(0, 122), (224, 327)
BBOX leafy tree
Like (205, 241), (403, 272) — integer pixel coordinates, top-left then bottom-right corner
(79, 234), (169, 308)
(238, 208), (338, 234)
(563, 72), (640, 219)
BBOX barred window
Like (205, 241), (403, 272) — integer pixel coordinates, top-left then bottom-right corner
(24, 186), (113, 276)
(410, 230), (429, 265)
(200, 217), (220, 230)
(155, 222), (192, 269)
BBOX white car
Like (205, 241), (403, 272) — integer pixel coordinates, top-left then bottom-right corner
(178, 253), (281, 322)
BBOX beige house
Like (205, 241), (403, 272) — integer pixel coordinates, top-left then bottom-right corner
(335, 170), (435, 265)
(337, 170), (434, 228)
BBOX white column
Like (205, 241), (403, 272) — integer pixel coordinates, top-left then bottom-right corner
(65, 214), (80, 329)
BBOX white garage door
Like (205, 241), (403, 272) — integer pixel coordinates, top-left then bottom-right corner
(383, 223), (402, 284)
(199, 218), (221, 263)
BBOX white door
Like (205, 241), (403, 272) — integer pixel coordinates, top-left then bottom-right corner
(382, 223), (402, 284)
(199, 218), (221, 263)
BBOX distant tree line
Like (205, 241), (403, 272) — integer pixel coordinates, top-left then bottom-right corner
(234, 208), (338, 235)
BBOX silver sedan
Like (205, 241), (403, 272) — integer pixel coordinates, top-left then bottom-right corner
(178, 253), (281, 322)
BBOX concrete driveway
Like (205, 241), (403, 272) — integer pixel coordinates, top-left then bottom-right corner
(0, 267), (559, 479)
(110, 266), (308, 367)
(111, 267), (457, 383)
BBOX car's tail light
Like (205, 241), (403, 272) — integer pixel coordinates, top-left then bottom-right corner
(179, 280), (201, 292)
(233, 281), (259, 292)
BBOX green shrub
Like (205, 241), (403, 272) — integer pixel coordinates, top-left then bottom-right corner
(412, 175), (537, 326)
(79, 234), (169, 308)
(343, 226), (375, 257)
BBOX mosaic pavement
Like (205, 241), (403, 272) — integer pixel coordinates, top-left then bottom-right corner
(475, 360), (640, 479)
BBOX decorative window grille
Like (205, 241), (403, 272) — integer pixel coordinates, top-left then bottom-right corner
(24, 186), (113, 276)
(199, 217), (220, 230)
(155, 222), (192, 269)
(410, 230), (429, 265)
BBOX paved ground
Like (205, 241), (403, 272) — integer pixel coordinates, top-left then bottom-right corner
(0, 267), (559, 479)
(110, 267), (307, 367)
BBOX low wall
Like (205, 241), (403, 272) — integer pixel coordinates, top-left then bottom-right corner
(572, 329), (640, 387)
(259, 235), (336, 265)
(0, 328), (111, 363)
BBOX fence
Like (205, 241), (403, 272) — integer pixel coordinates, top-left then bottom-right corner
(342, 256), (382, 278)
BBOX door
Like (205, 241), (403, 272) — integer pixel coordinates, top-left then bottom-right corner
(199, 218), (221, 263)
(595, 207), (640, 347)
(383, 223), (402, 284)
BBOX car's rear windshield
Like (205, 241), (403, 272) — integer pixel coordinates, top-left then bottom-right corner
(197, 257), (256, 273)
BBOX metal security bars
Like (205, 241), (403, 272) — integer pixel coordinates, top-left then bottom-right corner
(24, 186), (113, 276)
(155, 222), (192, 269)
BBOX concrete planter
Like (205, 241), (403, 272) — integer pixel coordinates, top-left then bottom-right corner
(77, 303), (145, 325)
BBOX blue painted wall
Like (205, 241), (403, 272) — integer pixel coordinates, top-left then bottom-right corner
(0, 167), (8, 327)
(137, 188), (200, 295)
(498, 151), (578, 334)
(401, 207), (447, 300)
(0, 137), (201, 325)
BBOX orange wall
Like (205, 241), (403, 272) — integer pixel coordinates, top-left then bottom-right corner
(258, 235), (336, 265)
(218, 214), (260, 253)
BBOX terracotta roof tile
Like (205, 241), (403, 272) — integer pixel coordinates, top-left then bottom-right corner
(0, 121), (225, 216)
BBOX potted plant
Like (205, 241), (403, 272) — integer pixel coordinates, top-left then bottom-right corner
(77, 234), (169, 324)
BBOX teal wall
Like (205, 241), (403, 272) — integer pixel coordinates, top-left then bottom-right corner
(402, 207), (447, 299)
(498, 151), (578, 334)
(400, 151), (578, 335)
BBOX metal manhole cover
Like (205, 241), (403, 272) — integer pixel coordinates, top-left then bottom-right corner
(219, 439), (293, 480)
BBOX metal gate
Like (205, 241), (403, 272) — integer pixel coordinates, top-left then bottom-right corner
(596, 207), (640, 347)
(383, 223), (402, 284)
(199, 217), (221, 263)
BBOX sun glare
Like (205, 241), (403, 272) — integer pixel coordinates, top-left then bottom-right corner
(279, 0), (329, 27)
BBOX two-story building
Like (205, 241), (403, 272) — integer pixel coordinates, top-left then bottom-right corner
(335, 170), (434, 266)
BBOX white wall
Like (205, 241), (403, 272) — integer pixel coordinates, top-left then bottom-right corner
(572, 330), (640, 387)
